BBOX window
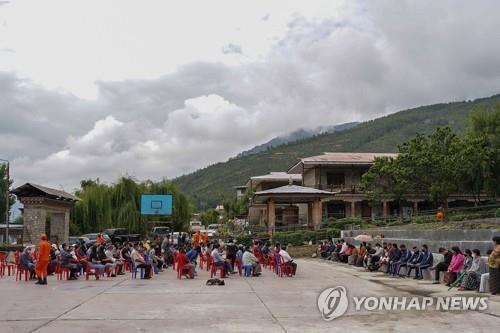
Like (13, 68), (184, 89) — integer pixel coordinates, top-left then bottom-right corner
(327, 173), (344, 187)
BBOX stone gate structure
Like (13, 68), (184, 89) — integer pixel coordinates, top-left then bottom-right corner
(12, 183), (78, 244)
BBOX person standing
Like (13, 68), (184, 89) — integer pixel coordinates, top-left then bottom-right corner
(201, 231), (208, 246)
(193, 231), (200, 249)
(488, 236), (500, 295)
(226, 239), (238, 272)
(35, 233), (51, 285)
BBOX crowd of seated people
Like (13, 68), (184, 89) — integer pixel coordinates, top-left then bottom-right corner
(318, 236), (500, 295)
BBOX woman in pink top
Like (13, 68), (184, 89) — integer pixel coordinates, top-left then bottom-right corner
(446, 246), (465, 286)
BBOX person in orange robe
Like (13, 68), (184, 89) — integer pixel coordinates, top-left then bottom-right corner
(201, 231), (208, 246)
(35, 233), (51, 285)
(193, 231), (200, 248)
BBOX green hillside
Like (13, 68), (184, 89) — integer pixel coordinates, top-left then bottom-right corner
(172, 94), (500, 210)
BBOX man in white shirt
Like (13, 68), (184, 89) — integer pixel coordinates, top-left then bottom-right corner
(131, 244), (152, 279)
(279, 245), (297, 275)
(242, 246), (262, 276)
(210, 243), (231, 278)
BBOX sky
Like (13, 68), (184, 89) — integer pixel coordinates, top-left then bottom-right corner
(1, 0), (500, 193)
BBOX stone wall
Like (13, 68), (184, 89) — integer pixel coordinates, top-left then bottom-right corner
(286, 244), (317, 258)
(23, 206), (46, 244)
(22, 197), (72, 245)
(341, 227), (499, 254)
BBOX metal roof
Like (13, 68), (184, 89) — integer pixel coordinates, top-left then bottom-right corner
(255, 184), (335, 196)
(288, 152), (398, 173)
(253, 184), (336, 203)
(250, 172), (302, 181)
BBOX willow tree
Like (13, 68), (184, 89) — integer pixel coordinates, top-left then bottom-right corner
(72, 177), (193, 235)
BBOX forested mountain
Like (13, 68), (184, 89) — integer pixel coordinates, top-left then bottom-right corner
(237, 122), (359, 157)
(172, 94), (500, 210)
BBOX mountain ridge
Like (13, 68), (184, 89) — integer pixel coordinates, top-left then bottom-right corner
(237, 122), (360, 157)
(172, 94), (500, 210)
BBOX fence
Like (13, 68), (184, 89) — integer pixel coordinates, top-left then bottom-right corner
(243, 202), (500, 234)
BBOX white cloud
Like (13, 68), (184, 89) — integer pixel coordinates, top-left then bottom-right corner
(2, 0), (500, 191)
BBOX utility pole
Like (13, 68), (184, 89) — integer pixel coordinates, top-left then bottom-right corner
(1, 158), (9, 244)
(5, 162), (9, 243)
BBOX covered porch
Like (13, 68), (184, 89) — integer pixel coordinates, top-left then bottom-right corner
(253, 185), (335, 233)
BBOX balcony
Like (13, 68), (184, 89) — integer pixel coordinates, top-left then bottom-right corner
(313, 184), (359, 194)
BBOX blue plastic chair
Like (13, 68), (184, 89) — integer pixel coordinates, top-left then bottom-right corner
(243, 265), (253, 277)
(131, 263), (146, 279)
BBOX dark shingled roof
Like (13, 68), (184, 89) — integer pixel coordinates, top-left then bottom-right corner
(12, 183), (79, 202)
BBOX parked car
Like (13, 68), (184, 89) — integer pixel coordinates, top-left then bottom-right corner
(68, 236), (90, 245)
(103, 228), (141, 244)
(189, 221), (202, 232)
(149, 226), (171, 241)
(81, 233), (111, 245)
(206, 224), (220, 237)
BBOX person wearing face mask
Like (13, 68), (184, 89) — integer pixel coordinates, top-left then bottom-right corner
(458, 249), (487, 291)
(406, 246), (422, 277)
(462, 249), (473, 271)
(365, 243), (384, 271)
(414, 244), (433, 280)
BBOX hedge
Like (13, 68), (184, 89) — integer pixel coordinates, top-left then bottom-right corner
(0, 244), (24, 252)
(272, 228), (340, 246)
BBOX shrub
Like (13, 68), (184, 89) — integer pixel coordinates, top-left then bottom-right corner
(411, 215), (435, 224)
(235, 234), (252, 246)
(327, 217), (366, 230)
(247, 225), (267, 233)
(271, 228), (341, 246)
(0, 244), (24, 252)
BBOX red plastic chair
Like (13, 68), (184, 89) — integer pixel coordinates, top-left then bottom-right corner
(199, 253), (206, 269)
(16, 264), (30, 281)
(279, 256), (293, 277)
(56, 262), (70, 280)
(210, 264), (225, 278)
(206, 255), (213, 271)
(123, 260), (132, 272)
(235, 259), (243, 276)
(176, 256), (189, 280)
(172, 251), (178, 271)
(85, 263), (100, 280)
(13, 251), (29, 281)
(0, 252), (15, 276)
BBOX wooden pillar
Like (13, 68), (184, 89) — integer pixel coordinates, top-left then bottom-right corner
(350, 201), (356, 218)
(383, 201), (388, 218)
(413, 201), (418, 215)
(312, 199), (322, 230)
(307, 202), (313, 227)
(268, 199), (275, 234)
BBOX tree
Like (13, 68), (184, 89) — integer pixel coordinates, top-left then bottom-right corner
(72, 177), (193, 235)
(200, 209), (220, 226)
(222, 188), (253, 219)
(398, 127), (462, 208)
(0, 164), (15, 225)
(360, 156), (409, 218)
(455, 134), (489, 204)
(468, 105), (500, 198)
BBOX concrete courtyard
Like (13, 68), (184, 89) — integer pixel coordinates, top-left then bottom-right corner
(0, 259), (498, 333)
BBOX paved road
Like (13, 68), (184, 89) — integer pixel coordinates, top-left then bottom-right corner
(0, 259), (498, 332)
